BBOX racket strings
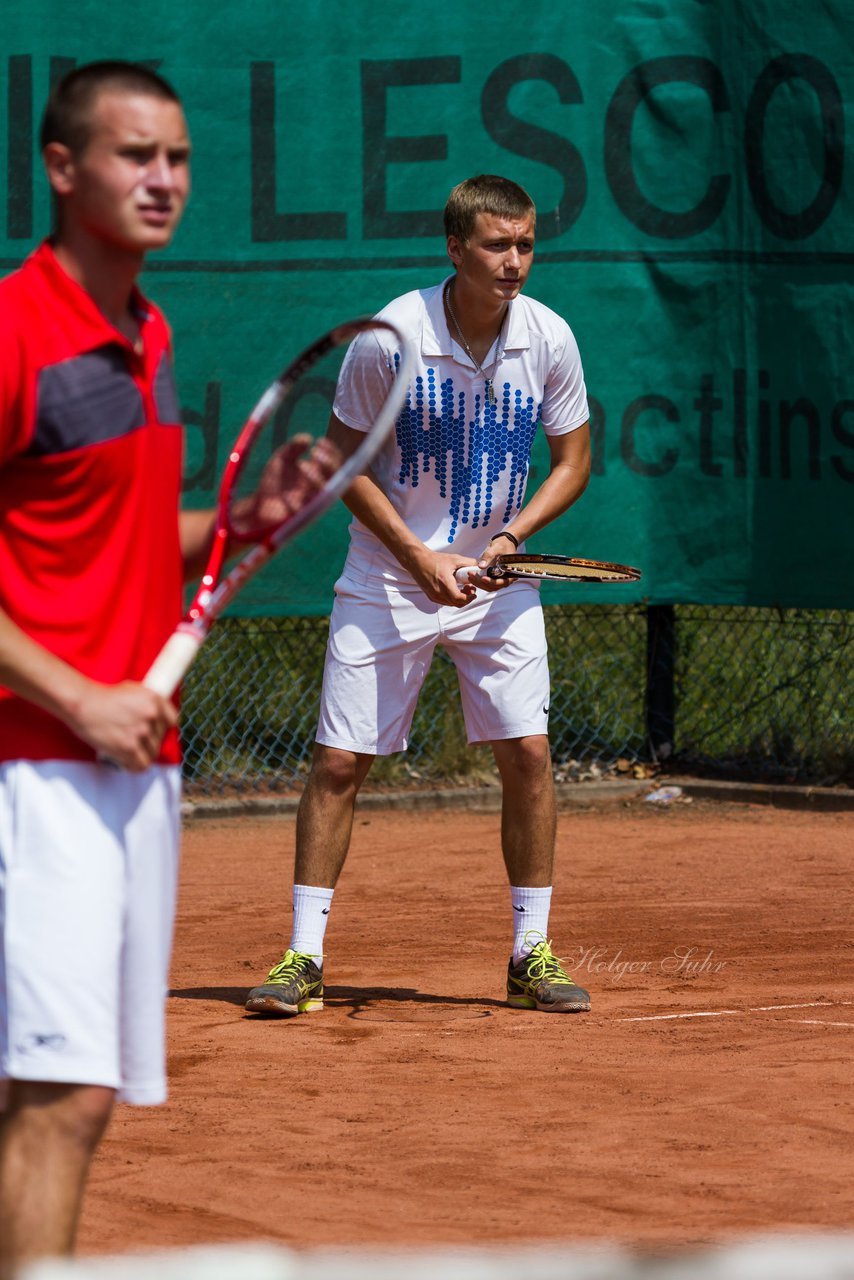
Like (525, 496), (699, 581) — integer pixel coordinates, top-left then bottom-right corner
(510, 563), (631, 581)
(498, 557), (639, 582)
(227, 435), (342, 542)
(143, 316), (411, 700)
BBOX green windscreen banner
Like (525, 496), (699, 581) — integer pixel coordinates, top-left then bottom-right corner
(2, 2), (852, 612)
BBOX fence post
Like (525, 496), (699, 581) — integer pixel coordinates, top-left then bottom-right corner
(646, 604), (675, 762)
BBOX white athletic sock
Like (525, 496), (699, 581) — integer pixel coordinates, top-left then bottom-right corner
(290, 884), (334, 963)
(510, 885), (553, 964)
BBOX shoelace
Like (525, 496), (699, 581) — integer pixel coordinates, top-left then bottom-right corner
(266, 950), (314, 984)
(524, 942), (577, 986)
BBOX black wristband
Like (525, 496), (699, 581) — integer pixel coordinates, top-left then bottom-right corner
(489, 530), (519, 550)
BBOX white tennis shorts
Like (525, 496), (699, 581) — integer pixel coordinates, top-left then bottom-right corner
(0, 760), (181, 1107)
(317, 574), (550, 754)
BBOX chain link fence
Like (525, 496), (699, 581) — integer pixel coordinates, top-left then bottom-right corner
(180, 606), (853, 795)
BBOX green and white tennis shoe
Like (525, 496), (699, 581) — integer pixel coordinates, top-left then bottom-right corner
(507, 935), (590, 1012)
(245, 948), (324, 1016)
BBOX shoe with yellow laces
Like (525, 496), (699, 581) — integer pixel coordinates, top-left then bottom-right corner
(245, 949), (324, 1016)
(506, 935), (590, 1012)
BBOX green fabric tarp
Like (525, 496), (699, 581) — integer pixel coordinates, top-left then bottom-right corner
(2, 1), (851, 612)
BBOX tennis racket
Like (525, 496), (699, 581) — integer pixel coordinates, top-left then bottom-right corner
(144, 317), (411, 697)
(456, 554), (641, 584)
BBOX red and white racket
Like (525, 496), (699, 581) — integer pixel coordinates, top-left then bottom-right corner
(145, 317), (411, 697)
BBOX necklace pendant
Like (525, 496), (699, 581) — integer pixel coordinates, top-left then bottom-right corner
(486, 380), (495, 405)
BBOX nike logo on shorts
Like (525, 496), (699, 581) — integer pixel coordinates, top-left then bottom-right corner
(17, 1032), (67, 1054)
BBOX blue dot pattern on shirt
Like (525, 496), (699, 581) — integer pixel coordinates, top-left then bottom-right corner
(394, 363), (541, 543)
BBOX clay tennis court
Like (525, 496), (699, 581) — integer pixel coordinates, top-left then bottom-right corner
(78, 795), (852, 1256)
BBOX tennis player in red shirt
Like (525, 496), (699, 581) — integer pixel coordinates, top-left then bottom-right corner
(0, 61), (213, 1274)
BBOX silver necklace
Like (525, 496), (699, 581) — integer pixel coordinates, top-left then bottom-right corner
(444, 281), (503, 406)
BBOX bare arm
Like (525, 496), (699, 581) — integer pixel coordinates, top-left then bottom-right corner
(328, 415), (478, 607)
(500, 421), (591, 544)
(0, 608), (177, 771)
(179, 508), (218, 581)
(0, 502), (223, 764)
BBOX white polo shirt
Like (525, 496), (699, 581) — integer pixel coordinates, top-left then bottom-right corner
(334, 276), (588, 587)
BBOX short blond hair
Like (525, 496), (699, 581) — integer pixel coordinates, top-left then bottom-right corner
(444, 175), (536, 243)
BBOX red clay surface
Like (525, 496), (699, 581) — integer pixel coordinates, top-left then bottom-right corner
(79, 799), (853, 1255)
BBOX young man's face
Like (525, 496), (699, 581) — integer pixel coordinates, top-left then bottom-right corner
(49, 88), (191, 255)
(447, 211), (535, 308)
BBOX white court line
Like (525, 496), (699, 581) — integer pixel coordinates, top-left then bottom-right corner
(796, 1019), (854, 1028)
(750, 1001), (853, 1011)
(620, 1000), (852, 1024)
(620, 1010), (741, 1022)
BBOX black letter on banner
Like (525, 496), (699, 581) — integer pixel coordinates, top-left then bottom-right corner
(481, 54), (586, 238)
(694, 375), (723, 477)
(588, 397), (606, 476)
(605, 56), (730, 239)
(250, 63), (346, 241)
(779, 398), (822, 480)
(7, 56), (32, 239)
(182, 383), (221, 493)
(830, 402), (854, 482)
(362, 57), (460, 239)
(745, 54), (843, 240)
(621, 396), (680, 475)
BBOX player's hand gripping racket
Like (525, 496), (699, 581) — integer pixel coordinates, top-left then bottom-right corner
(456, 554), (641, 584)
(145, 318), (411, 697)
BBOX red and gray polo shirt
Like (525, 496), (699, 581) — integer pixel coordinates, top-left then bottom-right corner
(0, 241), (184, 764)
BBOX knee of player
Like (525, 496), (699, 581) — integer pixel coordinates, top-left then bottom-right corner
(6, 1082), (114, 1154)
(308, 745), (370, 796)
(495, 735), (553, 783)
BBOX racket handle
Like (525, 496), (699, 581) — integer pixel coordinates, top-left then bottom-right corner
(143, 630), (203, 698)
(455, 565), (504, 583)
